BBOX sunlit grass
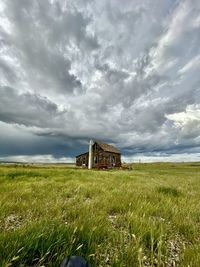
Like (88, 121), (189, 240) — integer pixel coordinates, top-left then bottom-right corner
(0, 163), (199, 266)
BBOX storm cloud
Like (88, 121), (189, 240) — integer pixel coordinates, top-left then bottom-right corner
(0, 0), (200, 162)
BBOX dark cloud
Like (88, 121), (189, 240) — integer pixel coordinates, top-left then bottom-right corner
(0, 86), (64, 127)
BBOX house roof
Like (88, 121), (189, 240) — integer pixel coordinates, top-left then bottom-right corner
(75, 151), (89, 158)
(76, 141), (121, 158)
(95, 141), (121, 154)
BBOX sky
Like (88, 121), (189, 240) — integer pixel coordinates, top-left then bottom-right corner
(0, 0), (200, 163)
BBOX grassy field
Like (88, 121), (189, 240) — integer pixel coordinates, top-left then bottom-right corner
(0, 163), (200, 267)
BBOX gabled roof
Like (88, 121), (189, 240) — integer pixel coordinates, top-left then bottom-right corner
(76, 141), (121, 158)
(95, 141), (120, 154)
(75, 151), (89, 158)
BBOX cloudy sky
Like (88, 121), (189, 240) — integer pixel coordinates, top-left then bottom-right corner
(0, 0), (200, 163)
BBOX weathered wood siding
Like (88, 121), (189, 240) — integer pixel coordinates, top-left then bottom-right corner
(76, 142), (121, 168)
(76, 152), (89, 166)
(92, 143), (121, 167)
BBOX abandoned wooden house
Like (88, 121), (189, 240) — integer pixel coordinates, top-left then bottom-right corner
(76, 140), (121, 169)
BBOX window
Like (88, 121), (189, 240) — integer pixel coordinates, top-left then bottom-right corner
(94, 156), (98, 164)
(110, 155), (115, 163)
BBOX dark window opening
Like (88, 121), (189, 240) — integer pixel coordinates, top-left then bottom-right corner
(94, 156), (98, 164)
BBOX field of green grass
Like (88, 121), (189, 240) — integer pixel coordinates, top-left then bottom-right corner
(0, 163), (200, 267)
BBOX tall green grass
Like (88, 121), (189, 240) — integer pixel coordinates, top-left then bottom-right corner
(0, 163), (199, 266)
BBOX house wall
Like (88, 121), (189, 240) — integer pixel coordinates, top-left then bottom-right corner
(92, 143), (121, 167)
(76, 153), (89, 166)
(76, 143), (121, 168)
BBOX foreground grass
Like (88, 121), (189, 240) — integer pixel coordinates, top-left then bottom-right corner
(0, 163), (200, 266)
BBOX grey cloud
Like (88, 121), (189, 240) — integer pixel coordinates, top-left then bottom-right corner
(0, 121), (85, 158)
(0, 86), (66, 127)
(0, 0), (200, 161)
(0, 60), (17, 83)
(1, 0), (99, 95)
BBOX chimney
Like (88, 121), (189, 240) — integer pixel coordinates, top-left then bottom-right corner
(88, 139), (93, 169)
